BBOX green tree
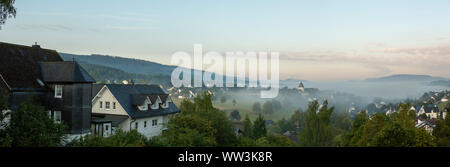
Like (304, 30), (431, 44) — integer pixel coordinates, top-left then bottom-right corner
(262, 101), (273, 115)
(165, 92), (237, 146)
(6, 98), (68, 147)
(229, 110), (241, 121)
(414, 128), (436, 147)
(220, 96), (227, 103)
(265, 134), (296, 147)
(433, 113), (450, 146)
(374, 122), (415, 147)
(164, 114), (216, 146)
(299, 100), (334, 146)
(253, 114), (267, 139)
(0, 0), (16, 28)
(67, 130), (149, 147)
(290, 110), (306, 132)
(273, 118), (295, 134)
(252, 102), (262, 114)
(271, 99), (282, 110)
(242, 114), (253, 138)
(342, 110), (368, 146)
(359, 113), (388, 146)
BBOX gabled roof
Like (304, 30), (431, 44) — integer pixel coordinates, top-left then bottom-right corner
(0, 42), (63, 91)
(93, 84), (180, 119)
(131, 94), (148, 105)
(415, 121), (435, 128)
(40, 61), (95, 83)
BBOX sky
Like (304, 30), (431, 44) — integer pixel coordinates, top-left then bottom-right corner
(0, 0), (449, 81)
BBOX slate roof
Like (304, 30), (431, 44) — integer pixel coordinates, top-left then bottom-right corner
(93, 84), (180, 119)
(0, 42), (62, 91)
(415, 121), (435, 128)
(40, 61), (95, 83)
(131, 94), (169, 105)
(423, 104), (439, 113)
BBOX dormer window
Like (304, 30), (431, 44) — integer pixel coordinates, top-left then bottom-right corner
(55, 85), (63, 98)
(151, 102), (159, 110)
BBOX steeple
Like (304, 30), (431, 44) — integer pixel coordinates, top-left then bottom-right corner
(298, 82), (304, 92)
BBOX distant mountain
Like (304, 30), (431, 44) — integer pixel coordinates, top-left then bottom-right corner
(59, 53), (176, 76)
(364, 74), (445, 82)
(430, 80), (450, 87)
(76, 62), (172, 87)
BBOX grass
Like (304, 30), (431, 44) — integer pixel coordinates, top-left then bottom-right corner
(437, 101), (449, 111)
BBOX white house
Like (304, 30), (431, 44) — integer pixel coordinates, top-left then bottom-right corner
(417, 104), (440, 119)
(91, 84), (180, 138)
(441, 95), (449, 102)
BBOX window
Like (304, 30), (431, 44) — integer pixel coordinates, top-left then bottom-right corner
(135, 122), (139, 129)
(151, 103), (159, 109)
(113, 102), (116, 109)
(54, 85), (63, 98)
(100, 101), (103, 108)
(105, 125), (109, 131)
(144, 121), (147, 128)
(105, 102), (110, 109)
(152, 119), (158, 126)
(54, 111), (62, 123)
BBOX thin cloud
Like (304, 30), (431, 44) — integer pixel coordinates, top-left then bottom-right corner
(15, 24), (72, 31)
(32, 12), (154, 23)
(106, 25), (158, 30)
(280, 44), (450, 78)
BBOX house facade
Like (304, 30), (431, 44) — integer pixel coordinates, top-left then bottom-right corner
(417, 104), (441, 119)
(91, 84), (180, 138)
(0, 42), (95, 138)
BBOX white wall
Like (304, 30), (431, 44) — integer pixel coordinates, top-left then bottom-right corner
(92, 87), (128, 116)
(125, 115), (169, 138)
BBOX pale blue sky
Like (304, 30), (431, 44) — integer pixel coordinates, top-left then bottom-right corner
(1, 0), (449, 81)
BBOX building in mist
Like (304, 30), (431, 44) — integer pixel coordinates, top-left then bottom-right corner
(298, 82), (304, 92)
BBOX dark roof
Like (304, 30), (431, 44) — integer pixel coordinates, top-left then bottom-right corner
(40, 61), (95, 83)
(94, 84), (180, 119)
(148, 95), (160, 104)
(423, 104), (439, 113)
(131, 94), (169, 105)
(92, 113), (129, 127)
(0, 42), (63, 91)
(132, 94), (148, 105)
(265, 120), (275, 125)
